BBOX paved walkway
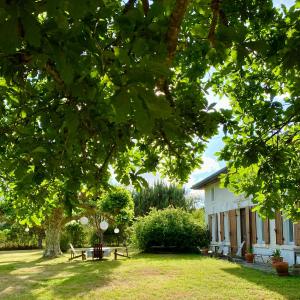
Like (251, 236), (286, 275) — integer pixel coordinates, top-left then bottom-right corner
(235, 259), (300, 276)
(238, 260), (276, 274)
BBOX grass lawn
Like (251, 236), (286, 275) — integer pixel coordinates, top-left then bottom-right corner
(0, 250), (299, 300)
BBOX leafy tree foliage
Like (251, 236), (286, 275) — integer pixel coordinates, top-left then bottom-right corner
(90, 187), (134, 243)
(0, 0), (226, 226)
(0, 200), (44, 249)
(213, 2), (300, 220)
(133, 181), (194, 216)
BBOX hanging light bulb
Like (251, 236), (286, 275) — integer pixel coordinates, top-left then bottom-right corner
(100, 220), (109, 231)
(79, 217), (89, 225)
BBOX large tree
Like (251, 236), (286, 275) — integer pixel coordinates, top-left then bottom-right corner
(0, 0), (294, 256)
(0, 0), (224, 257)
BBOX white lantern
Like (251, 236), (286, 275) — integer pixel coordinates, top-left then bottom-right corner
(114, 228), (120, 234)
(100, 220), (109, 231)
(79, 217), (89, 225)
(25, 227), (29, 232)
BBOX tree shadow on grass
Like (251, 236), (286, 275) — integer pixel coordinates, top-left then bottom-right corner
(221, 265), (300, 300)
(0, 253), (122, 300)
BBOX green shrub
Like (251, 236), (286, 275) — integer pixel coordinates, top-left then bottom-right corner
(131, 207), (209, 252)
(65, 222), (86, 247)
(60, 221), (87, 251)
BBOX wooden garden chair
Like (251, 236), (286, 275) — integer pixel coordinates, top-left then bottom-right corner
(69, 243), (86, 261)
(92, 243), (103, 260)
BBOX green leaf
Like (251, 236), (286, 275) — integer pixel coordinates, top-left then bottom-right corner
(32, 146), (47, 153)
(22, 13), (41, 47)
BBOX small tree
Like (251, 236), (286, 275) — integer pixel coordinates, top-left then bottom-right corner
(90, 187), (134, 244)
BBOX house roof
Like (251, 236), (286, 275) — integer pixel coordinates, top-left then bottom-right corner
(191, 167), (227, 190)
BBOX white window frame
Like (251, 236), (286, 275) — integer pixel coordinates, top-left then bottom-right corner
(283, 219), (294, 245)
(256, 214), (265, 244)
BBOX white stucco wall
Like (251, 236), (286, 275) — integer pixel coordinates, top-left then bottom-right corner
(201, 180), (300, 266)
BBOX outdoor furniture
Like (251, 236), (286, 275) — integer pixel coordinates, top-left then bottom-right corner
(214, 241), (227, 258)
(114, 247), (130, 260)
(294, 249), (300, 266)
(69, 243), (86, 261)
(254, 251), (272, 264)
(93, 244), (103, 260)
(85, 245), (112, 260)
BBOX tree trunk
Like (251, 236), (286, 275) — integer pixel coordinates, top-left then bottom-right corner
(43, 207), (64, 258)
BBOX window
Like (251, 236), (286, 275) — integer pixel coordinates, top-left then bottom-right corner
(256, 214), (264, 244)
(261, 218), (265, 243)
(283, 219), (294, 244)
(288, 220), (294, 243)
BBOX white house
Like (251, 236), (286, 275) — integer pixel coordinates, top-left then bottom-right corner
(192, 167), (300, 266)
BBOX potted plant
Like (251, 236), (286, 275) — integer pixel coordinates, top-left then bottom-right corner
(271, 249), (283, 266)
(201, 248), (209, 255)
(245, 247), (255, 263)
(274, 261), (289, 276)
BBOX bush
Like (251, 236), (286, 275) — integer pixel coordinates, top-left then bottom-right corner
(65, 222), (86, 247)
(131, 207), (209, 252)
(60, 221), (87, 252)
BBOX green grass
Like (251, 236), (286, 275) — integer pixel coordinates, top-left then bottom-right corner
(0, 250), (299, 300)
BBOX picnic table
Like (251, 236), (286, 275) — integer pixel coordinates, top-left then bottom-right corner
(86, 247), (112, 258)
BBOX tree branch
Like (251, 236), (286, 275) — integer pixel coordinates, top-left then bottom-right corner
(44, 61), (65, 88)
(96, 144), (116, 180)
(142, 0), (149, 16)
(165, 0), (190, 64)
(207, 0), (220, 48)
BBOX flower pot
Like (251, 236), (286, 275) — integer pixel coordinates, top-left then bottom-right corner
(274, 261), (289, 276)
(201, 248), (209, 255)
(245, 253), (255, 263)
(271, 256), (283, 266)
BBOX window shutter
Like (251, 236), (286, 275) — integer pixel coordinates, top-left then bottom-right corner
(263, 218), (270, 244)
(220, 212), (225, 241)
(208, 215), (212, 241)
(215, 213), (219, 242)
(251, 209), (257, 244)
(229, 209), (237, 254)
(275, 212), (283, 245)
(294, 222), (300, 246)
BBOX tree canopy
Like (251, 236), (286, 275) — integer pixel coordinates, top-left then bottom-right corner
(215, 2), (300, 220)
(133, 181), (194, 216)
(0, 0), (299, 226)
(0, 0), (226, 224)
